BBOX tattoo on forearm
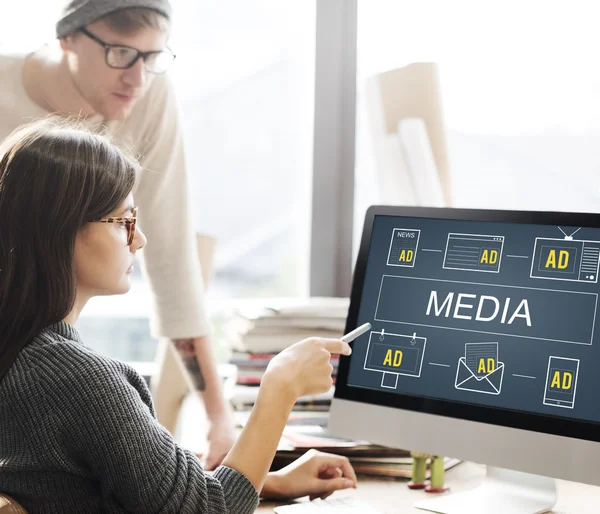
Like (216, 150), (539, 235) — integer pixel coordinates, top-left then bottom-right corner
(173, 338), (206, 391)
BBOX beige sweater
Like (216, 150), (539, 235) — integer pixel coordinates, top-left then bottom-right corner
(0, 50), (210, 340)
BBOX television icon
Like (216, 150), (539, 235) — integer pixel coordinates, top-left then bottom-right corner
(530, 238), (600, 284)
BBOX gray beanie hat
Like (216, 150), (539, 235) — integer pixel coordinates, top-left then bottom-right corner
(56, 0), (172, 38)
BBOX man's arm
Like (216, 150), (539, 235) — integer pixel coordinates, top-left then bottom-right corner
(172, 338), (207, 392)
(172, 335), (230, 418)
(125, 74), (236, 467)
(173, 335), (236, 470)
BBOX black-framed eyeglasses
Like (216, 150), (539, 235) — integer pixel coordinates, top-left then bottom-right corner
(80, 27), (176, 74)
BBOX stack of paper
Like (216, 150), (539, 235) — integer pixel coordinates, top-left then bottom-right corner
(224, 297), (349, 354)
(224, 297), (348, 396)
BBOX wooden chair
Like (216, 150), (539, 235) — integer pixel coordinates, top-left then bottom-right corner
(0, 494), (27, 514)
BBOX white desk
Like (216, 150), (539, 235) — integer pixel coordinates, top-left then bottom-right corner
(257, 461), (600, 513)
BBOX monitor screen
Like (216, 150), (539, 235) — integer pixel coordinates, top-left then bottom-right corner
(335, 207), (600, 442)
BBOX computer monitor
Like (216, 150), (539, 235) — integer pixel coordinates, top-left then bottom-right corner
(329, 206), (600, 514)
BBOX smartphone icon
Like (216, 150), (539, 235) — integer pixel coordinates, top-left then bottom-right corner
(543, 356), (579, 409)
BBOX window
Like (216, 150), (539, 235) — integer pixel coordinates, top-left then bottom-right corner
(355, 1), (600, 235)
(2, 1), (316, 362)
(169, 0), (315, 301)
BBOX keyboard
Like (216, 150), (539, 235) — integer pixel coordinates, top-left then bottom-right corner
(273, 496), (384, 513)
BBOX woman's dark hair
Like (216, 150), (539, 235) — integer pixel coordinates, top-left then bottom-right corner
(0, 117), (139, 380)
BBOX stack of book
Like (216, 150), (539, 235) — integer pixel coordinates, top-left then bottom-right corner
(224, 297), (348, 409)
(230, 353), (339, 389)
(225, 296), (348, 354)
(234, 410), (461, 479)
(229, 383), (335, 412)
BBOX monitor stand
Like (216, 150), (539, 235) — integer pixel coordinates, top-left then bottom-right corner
(414, 466), (557, 514)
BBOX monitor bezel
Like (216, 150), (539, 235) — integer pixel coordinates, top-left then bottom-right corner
(335, 205), (600, 444)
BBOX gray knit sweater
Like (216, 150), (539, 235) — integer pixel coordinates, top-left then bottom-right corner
(0, 322), (259, 513)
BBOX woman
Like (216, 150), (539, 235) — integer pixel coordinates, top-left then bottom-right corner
(0, 118), (356, 513)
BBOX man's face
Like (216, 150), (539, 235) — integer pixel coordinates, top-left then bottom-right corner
(60, 20), (168, 120)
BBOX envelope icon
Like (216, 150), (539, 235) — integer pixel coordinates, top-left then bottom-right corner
(455, 357), (504, 395)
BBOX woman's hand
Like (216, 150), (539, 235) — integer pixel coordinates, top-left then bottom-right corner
(220, 339), (351, 494)
(261, 450), (358, 501)
(263, 338), (351, 402)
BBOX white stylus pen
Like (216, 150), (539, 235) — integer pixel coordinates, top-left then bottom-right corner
(341, 322), (372, 343)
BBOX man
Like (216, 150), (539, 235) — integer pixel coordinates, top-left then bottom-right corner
(0, 0), (235, 469)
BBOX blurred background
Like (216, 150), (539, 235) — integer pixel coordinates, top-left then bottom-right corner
(3, 0), (600, 366)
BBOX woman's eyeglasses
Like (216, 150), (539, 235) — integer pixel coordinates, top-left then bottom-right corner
(80, 28), (176, 74)
(95, 207), (138, 246)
